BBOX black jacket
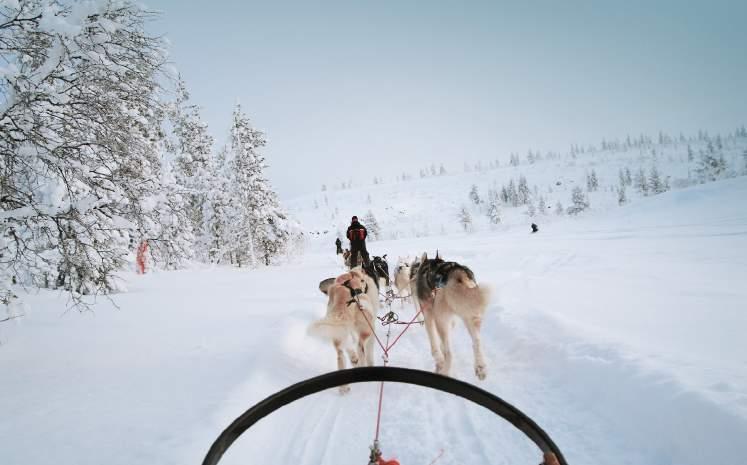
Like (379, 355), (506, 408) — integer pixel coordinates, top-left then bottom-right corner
(346, 221), (367, 244)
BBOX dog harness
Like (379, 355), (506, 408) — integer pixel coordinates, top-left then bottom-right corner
(342, 279), (368, 306)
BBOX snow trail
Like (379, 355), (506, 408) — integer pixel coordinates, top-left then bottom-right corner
(2, 178), (747, 465)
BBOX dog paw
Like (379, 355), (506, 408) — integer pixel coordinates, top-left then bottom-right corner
(475, 364), (487, 380)
(435, 360), (447, 375)
(339, 385), (351, 395)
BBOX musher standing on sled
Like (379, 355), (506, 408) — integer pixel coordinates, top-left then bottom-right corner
(347, 215), (370, 267)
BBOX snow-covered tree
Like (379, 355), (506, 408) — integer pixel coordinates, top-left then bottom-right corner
(526, 201), (536, 217)
(695, 149), (729, 182)
(222, 104), (292, 267)
(457, 206), (473, 232)
(586, 169), (599, 192)
(517, 175), (530, 205)
(439, 164), (447, 176)
(648, 165), (666, 194)
(163, 76), (216, 264)
(566, 187), (589, 215)
(617, 184), (628, 205)
(0, 0), (171, 299)
(363, 211), (381, 240)
(624, 167), (633, 186)
(538, 196), (547, 215)
(469, 184), (481, 205)
(507, 180), (519, 207)
(486, 190), (501, 225)
(634, 168), (649, 195)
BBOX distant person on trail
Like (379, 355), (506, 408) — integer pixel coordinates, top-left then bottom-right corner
(531, 223), (539, 233)
(335, 237), (343, 254)
(346, 215), (370, 268)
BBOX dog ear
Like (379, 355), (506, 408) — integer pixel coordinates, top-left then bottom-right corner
(383, 254), (387, 260)
(335, 272), (351, 285)
(435, 249), (440, 260)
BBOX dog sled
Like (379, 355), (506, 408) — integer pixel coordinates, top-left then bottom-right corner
(201, 367), (568, 465)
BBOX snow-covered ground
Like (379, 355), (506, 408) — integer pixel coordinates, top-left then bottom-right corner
(2, 177), (747, 465)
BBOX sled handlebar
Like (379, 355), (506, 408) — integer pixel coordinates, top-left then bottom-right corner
(202, 366), (568, 465)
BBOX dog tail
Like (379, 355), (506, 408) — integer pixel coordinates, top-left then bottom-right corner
(307, 318), (352, 341)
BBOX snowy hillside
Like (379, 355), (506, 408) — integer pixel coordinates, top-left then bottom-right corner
(289, 131), (747, 242)
(2, 175), (746, 465)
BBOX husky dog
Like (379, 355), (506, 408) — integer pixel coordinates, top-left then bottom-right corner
(393, 257), (412, 299)
(310, 268), (378, 393)
(412, 252), (491, 380)
(371, 255), (390, 288)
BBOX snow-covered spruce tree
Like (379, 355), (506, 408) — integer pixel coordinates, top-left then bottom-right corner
(363, 211), (381, 240)
(158, 76), (216, 265)
(648, 165), (666, 194)
(566, 186), (589, 215)
(439, 164), (447, 175)
(538, 196), (547, 215)
(486, 190), (501, 225)
(526, 201), (536, 217)
(0, 0), (172, 299)
(586, 169), (599, 192)
(618, 184), (628, 205)
(507, 179), (519, 207)
(624, 167), (633, 186)
(223, 105), (292, 267)
(695, 148), (729, 183)
(469, 184), (481, 205)
(202, 146), (233, 263)
(634, 168), (649, 195)
(517, 175), (530, 205)
(457, 206), (473, 232)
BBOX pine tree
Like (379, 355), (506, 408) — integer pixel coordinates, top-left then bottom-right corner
(469, 184), (481, 205)
(527, 201), (536, 217)
(363, 211), (381, 240)
(224, 104), (292, 267)
(458, 206), (473, 232)
(439, 164), (447, 175)
(486, 190), (501, 225)
(508, 179), (519, 207)
(566, 187), (589, 215)
(634, 168), (649, 195)
(517, 175), (530, 205)
(555, 201), (564, 216)
(164, 76), (216, 263)
(538, 196), (547, 215)
(648, 165), (665, 194)
(618, 183), (628, 205)
(588, 169), (599, 191)
(624, 167), (633, 186)
(695, 149), (728, 182)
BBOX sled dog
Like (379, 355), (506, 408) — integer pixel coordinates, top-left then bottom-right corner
(310, 268), (378, 393)
(393, 257), (412, 299)
(412, 252), (491, 380)
(371, 255), (390, 288)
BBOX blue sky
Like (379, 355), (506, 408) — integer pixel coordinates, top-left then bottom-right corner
(147, 0), (747, 198)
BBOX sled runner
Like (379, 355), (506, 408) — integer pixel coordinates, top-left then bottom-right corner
(201, 367), (568, 465)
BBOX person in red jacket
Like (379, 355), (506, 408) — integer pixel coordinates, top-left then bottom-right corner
(346, 215), (370, 268)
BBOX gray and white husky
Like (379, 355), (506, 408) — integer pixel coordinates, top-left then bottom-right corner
(411, 252), (491, 380)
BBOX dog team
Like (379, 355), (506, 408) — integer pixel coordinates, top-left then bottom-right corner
(309, 215), (491, 392)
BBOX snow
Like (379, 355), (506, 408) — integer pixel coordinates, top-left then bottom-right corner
(1, 175), (746, 465)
